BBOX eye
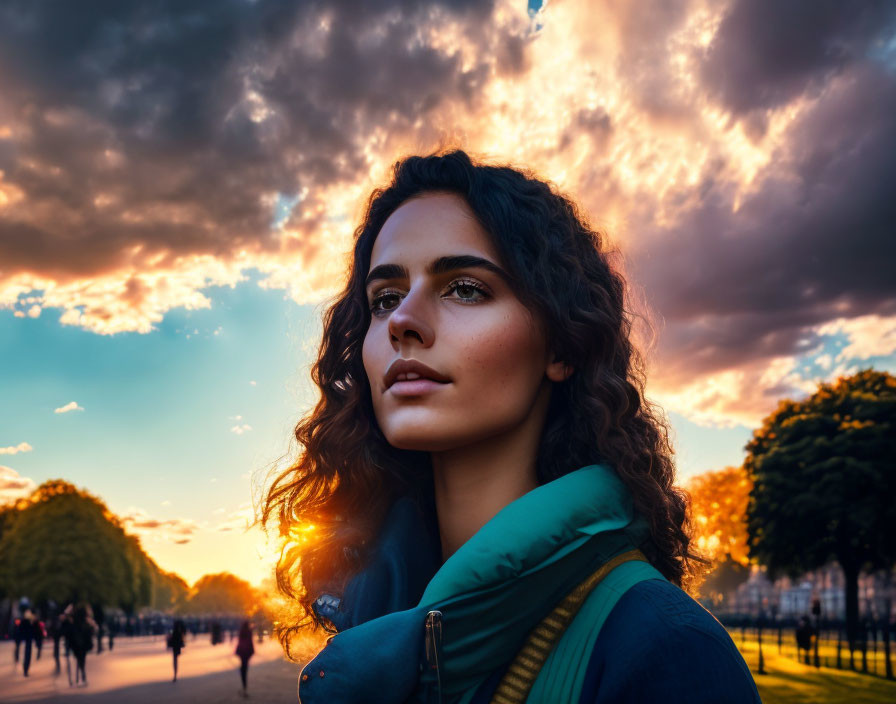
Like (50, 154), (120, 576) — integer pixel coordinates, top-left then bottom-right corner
(444, 278), (489, 303)
(369, 289), (404, 317)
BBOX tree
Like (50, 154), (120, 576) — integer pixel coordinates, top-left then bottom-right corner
(687, 466), (753, 605)
(185, 573), (256, 615)
(688, 465), (752, 566)
(744, 368), (896, 653)
(0, 501), (23, 595)
(0, 479), (182, 614)
(0, 481), (128, 606)
(153, 570), (189, 612)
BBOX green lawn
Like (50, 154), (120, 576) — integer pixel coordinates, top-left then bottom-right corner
(730, 633), (896, 703)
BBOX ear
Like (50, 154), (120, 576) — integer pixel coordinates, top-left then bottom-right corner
(546, 354), (574, 383)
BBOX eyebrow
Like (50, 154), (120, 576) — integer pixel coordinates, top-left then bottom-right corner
(364, 254), (510, 289)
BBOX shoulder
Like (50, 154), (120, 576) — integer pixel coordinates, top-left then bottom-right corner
(580, 579), (762, 704)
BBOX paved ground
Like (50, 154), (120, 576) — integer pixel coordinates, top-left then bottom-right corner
(0, 635), (302, 703)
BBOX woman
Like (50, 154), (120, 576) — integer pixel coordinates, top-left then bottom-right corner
(263, 150), (762, 703)
(235, 620), (256, 698)
(168, 619), (187, 682)
(67, 604), (96, 687)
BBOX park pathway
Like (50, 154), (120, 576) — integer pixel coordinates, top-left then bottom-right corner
(1, 636), (301, 703)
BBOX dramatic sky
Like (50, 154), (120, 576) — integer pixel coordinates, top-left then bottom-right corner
(2, 0), (895, 586)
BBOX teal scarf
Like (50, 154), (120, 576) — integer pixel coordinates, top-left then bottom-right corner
(298, 464), (651, 704)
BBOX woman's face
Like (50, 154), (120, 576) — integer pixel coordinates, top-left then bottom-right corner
(361, 191), (563, 452)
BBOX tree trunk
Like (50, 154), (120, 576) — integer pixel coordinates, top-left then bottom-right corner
(813, 617), (821, 668)
(884, 597), (894, 680)
(872, 622), (878, 675)
(882, 570), (894, 681)
(842, 560), (860, 656)
(757, 619), (766, 674)
(837, 627), (842, 669)
(861, 626), (868, 673)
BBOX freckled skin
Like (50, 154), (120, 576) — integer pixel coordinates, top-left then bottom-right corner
(361, 192), (564, 453)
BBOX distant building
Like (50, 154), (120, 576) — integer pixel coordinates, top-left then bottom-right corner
(722, 564), (895, 621)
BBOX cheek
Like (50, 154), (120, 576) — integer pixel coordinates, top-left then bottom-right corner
(459, 311), (545, 393)
(361, 329), (383, 391)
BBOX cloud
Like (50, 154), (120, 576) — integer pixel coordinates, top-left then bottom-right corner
(230, 424), (252, 435)
(54, 401), (84, 414)
(651, 354), (820, 429)
(0, 0), (504, 333)
(1, 0), (894, 428)
(120, 507), (200, 544)
(0, 465), (36, 502)
(817, 314), (896, 362)
(649, 313), (896, 427)
(215, 503), (255, 533)
(815, 353), (833, 371)
(700, 0), (896, 116)
(0, 442), (33, 455)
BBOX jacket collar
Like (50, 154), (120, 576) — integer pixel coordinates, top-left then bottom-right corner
(298, 464), (650, 704)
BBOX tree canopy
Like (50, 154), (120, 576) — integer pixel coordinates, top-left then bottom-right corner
(744, 368), (896, 645)
(0, 480), (187, 613)
(688, 465), (752, 567)
(185, 572), (257, 614)
(687, 465), (753, 606)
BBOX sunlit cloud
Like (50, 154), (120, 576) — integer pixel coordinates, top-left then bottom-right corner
(0, 465), (36, 502)
(651, 355), (823, 429)
(1, 0), (894, 428)
(216, 503), (255, 533)
(121, 507), (200, 544)
(228, 414), (254, 435)
(0, 442), (33, 455)
(54, 401), (84, 414)
(817, 314), (896, 362)
(1, 258), (247, 335)
(649, 312), (892, 427)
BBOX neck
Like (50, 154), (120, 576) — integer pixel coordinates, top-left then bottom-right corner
(430, 383), (551, 562)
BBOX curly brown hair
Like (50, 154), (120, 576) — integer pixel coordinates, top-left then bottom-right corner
(261, 148), (705, 647)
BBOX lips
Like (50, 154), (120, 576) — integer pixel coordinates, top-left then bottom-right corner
(383, 358), (451, 390)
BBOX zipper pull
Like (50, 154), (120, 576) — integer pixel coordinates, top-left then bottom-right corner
(424, 610), (443, 704)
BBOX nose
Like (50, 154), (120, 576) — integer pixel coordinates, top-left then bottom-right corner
(387, 286), (434, 348)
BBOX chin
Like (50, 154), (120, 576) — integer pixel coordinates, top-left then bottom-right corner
(379, 415), (512, 454)
(378, 415), (466, 453)
(382, 428), (459, 453)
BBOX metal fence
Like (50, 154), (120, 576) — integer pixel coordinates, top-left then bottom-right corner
(720, 617), (895, 679)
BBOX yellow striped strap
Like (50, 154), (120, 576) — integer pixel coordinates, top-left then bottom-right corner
(489, 548), (649, 704)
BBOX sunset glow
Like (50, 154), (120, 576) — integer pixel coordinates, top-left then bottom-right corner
(2, 0), (894, 587)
